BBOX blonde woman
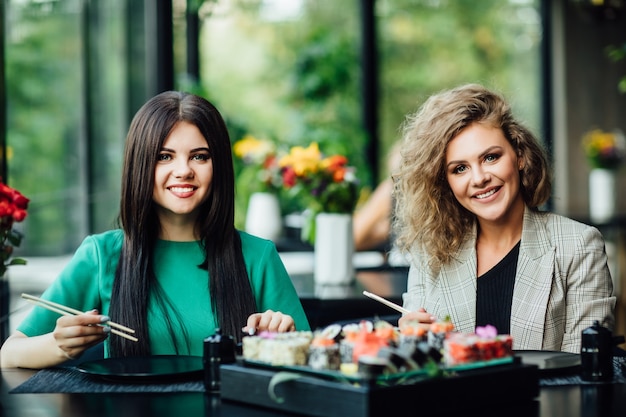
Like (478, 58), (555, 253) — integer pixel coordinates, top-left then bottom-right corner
(394, 84), (615, 353)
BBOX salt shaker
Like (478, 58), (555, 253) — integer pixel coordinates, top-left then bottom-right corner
(580, 320), (613, 382)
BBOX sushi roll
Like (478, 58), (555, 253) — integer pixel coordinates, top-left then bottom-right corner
(373, 319), (398, 346)
(308, 339), (341, 370)
(319, 323), (343, 342)
(428, 316), (455, 352)
(376, 345), (415, 373)
(398, 322), (427, 351)
(340, 321), (372, 363)
(357, 355), (389, 380)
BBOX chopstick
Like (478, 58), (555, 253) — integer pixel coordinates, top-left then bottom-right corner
(21, 293), (138, 342)
(362, 290), (410, 314)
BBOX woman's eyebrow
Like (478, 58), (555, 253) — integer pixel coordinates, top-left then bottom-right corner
(159, 147), (210, 153)
(447, 145), (504, 167)
(479, 145), (504, 158)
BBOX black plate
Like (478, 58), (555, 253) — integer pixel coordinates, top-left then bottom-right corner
(515, 350), (580, 375)
(75, 355), (204, 382)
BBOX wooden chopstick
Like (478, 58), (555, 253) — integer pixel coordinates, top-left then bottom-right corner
(21, 293), (138, 342)
(362, 290), (410, 314)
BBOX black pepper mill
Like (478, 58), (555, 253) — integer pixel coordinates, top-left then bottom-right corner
(203, 328), (236, 393)
(580, 320), (613, 382)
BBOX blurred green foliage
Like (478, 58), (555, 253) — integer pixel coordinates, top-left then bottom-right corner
(5, 0), (542, 249)
(6, 1), (85, 254)
(606, 43), (626, 93)
(201, 0), (541, 228)
(6, 0), (127, 255)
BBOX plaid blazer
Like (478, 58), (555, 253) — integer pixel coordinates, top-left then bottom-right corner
(403, 207), (616, 353)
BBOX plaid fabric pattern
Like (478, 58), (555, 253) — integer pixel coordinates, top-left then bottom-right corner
(403, 208), (616, 353)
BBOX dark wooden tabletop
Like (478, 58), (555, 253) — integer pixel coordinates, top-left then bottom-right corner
(3, 366), (626, 417)
(290, 266), (408, 329)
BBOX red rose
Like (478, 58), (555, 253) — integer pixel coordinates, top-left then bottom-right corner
(0, 200), (13, 218)
(12, 208), (27, 222)
(11, 191), (29, 210)
(0, 183), (12, 197)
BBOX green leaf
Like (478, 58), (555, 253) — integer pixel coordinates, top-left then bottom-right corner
(8, 258), (27, 266)
(619, 77), (626, 94)
(7, 230), (24, 247)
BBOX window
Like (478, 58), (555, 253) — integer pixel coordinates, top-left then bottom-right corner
(200, 0), (543, 222)
(3, 0), (544, 255)
(5, 0), (127, 255)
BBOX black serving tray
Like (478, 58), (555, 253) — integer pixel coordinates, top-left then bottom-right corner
(221, 359), (540, 417)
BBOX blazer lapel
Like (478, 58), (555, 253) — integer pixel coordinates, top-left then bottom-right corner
(510, 208), (555, 350)
(435, 228), (478, 334)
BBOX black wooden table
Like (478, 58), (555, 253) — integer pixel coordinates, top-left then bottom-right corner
(289, 266), (408, 329)
(3, 365), (626, 417)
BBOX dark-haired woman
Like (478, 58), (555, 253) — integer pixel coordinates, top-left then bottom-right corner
(394, 84), (615, 353)
(1, 91), (309, 368)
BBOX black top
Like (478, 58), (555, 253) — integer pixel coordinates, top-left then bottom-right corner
(475, 240), (520, 334)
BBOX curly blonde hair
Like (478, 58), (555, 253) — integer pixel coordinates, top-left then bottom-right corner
(392, 84), (551, 268)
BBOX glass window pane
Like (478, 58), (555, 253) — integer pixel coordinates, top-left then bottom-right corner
(6, 0), (86, 255)
(5, 0), (128, 256)
(378, 0), (543, 173)
(200, 0), (543, 224)
(85, 0), (126, 234)
(199, 0), (366, 226)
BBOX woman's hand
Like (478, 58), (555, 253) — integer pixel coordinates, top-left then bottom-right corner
(242, 310), (296, 335)
(398, 307), (437, 331)
(52, 309), (110, 360)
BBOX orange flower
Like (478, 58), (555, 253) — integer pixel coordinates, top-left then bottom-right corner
(278, 142), (359, 215)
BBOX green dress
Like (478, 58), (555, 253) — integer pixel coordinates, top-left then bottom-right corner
(17, 229), (310, 357)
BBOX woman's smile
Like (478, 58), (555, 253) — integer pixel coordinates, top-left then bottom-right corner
(473, 186), (501, 200)
(446, 123), (524, 223)
(167, 185), (198, 197)
(153, 121), (213, 222)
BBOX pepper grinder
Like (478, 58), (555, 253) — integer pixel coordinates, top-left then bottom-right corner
(580, 320), (613, 382)
(203, 328), (236, 393)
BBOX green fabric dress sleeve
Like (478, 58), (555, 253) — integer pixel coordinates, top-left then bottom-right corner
(240, 232), (311, 331)
(16, 230), (121, 338)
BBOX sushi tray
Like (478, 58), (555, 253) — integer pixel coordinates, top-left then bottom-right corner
(220, 357), (540, 417)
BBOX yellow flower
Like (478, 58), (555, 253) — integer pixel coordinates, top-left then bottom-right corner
(233, 135), (281, 193)
(278, 142), (322, 176)
(233, 135), (275, 164)
(582, 128), (625, 170)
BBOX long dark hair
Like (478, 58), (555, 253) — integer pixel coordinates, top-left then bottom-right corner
(109, 91), (257, 357)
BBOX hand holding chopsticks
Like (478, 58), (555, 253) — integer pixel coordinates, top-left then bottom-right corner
(362, 290), (410, 314)
(21, 293), (138, 342)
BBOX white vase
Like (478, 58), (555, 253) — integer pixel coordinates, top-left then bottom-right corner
(314, 212), (354, 285)
(245, 192), (282, 241)
(589, 168), (616, 224)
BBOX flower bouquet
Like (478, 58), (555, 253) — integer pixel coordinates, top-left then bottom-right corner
(233, 135), (282, 193)
(279, 142), (359, 243)
(581, 128), (626, 170)
(0, 181), (29, 276)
